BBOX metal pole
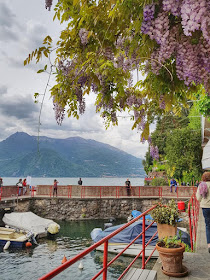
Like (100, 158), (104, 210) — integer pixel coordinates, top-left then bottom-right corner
(142, 215), (145, 269)
(188, 201), (193, 251)
(103, 241), (108, 280)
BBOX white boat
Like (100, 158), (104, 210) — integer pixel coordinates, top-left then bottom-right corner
(3, 212), (60, 239)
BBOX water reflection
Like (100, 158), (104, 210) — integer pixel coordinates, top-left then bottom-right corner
(0, 219), (155, 280)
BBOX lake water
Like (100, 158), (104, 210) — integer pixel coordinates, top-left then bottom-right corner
(0, 219), (156, 280)
(2, 177), (145, 187)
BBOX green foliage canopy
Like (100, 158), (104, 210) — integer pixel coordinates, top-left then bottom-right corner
(24, 0), (209, 139)
(165, 127), (202, 179)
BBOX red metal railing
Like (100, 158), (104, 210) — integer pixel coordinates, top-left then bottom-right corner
(35, 185), (193, 199)
(188, 192), (200, 251)
(39, 206), (158, 280)
(0, 185), (195, 200)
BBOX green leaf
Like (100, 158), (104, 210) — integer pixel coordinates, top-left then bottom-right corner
(37, 69), (44, 73)
(34, 92), (39, 98)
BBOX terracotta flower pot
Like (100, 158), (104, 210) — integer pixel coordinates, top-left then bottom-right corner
(156, 242), (186, 275)
(157, 223), (177, 239)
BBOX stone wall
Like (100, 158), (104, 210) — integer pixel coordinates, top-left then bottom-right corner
(8, 197), (170, 221)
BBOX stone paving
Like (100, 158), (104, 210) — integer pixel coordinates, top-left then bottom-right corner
(153, 209), (210, 279)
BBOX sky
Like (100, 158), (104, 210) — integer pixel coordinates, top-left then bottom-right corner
(0, 0), (149, 159)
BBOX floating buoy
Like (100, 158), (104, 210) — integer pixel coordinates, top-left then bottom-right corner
(26, 242), (32, 248)
(62, 255), (67, 264)
(3, 241), (10, 250)
(78, 261), (84, 270)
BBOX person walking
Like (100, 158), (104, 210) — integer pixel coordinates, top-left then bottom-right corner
(53, 179), (58, 197)
(196, 171), (210, 253)
(78, 178), (83, 185)
(125, 178), (131, 196)
(16, 178), (23, 196)
(22, 178), (27, 195)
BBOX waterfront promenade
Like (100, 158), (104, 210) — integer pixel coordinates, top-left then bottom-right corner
(153, 209), (210, 279)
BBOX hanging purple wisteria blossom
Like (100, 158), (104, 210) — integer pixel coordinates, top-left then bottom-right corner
(150, 145), (159, 160)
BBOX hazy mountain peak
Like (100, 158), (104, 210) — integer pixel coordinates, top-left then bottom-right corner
(0, 132), (145, 177)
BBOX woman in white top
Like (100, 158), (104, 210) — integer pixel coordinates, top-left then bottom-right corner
(196, 171), (210, 253)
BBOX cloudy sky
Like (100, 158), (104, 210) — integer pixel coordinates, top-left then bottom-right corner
(0, 0), (149, 158)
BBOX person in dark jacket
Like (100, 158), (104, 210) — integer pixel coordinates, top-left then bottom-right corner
(125, 179), (131, 196)
(78, 178), (83, 185)
(170, 178), (177, 193)
(53, 179), (58, 197)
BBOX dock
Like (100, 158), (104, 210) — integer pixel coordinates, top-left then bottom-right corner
(123, 208), (209, 280)
(123, 268), (157, 280)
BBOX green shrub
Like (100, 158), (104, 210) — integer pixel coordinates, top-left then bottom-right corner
(151, 177), (168, 186)
(156, 164), (166, 172)
(151, 200), (179, 226)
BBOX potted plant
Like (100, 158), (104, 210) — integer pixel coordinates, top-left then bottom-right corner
(151, 200), (179, 239)
(156, 236), (188, 277)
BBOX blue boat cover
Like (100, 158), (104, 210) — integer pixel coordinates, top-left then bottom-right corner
(92, 221), (190, 247)
(131, 210), (153, 221)
(93, 220), (158, 246)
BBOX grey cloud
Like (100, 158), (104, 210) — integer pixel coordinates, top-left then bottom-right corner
(0, 27), (19, 42)
(24, 22), (48, 51)
(0, 85), (7, 94)
(0, 94), (39, 120)
(0, 3), (20, 42)
(5, 53), (46, 71)
(0, 3), (16, 28)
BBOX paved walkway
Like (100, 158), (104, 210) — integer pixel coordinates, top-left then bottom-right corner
(153, 209), (210, 279)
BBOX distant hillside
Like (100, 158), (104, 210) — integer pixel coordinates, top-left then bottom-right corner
(0, 132), (145, 177)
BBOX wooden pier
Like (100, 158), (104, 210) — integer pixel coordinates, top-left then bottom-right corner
(123, 268), (157, 280)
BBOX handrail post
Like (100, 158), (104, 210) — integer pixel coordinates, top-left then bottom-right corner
(103, 240), (108, 280)
(191, 198), (196, 243)
(188, 201), (193, 251)
(0, 186), (2, 201)
(142, 215), (146, 269)
(70, 185), (72, 198)
(100, 186), (101, 198)
(81, 186), (83, 198)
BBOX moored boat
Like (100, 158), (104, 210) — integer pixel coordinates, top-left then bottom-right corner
(3, 212), (60, 239)
(91, 216), (190, 258)
(0, 227), (33, 249)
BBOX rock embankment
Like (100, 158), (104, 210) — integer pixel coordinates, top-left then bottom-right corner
(15, 197), (160, 221)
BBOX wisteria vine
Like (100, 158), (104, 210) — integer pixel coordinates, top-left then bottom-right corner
(41, 0), (210, 156)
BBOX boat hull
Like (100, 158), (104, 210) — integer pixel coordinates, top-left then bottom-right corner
(0, 239), (26, 249)
(0, 227), (29, 249)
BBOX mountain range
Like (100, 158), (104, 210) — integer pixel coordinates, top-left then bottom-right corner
(0, 132), (145, 177)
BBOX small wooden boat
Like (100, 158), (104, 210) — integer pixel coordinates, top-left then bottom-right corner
(0, 227), (31, 249)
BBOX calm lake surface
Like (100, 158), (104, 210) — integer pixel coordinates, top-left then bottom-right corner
(3, 177), (145, 187)
(0, 219), (156, 280)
